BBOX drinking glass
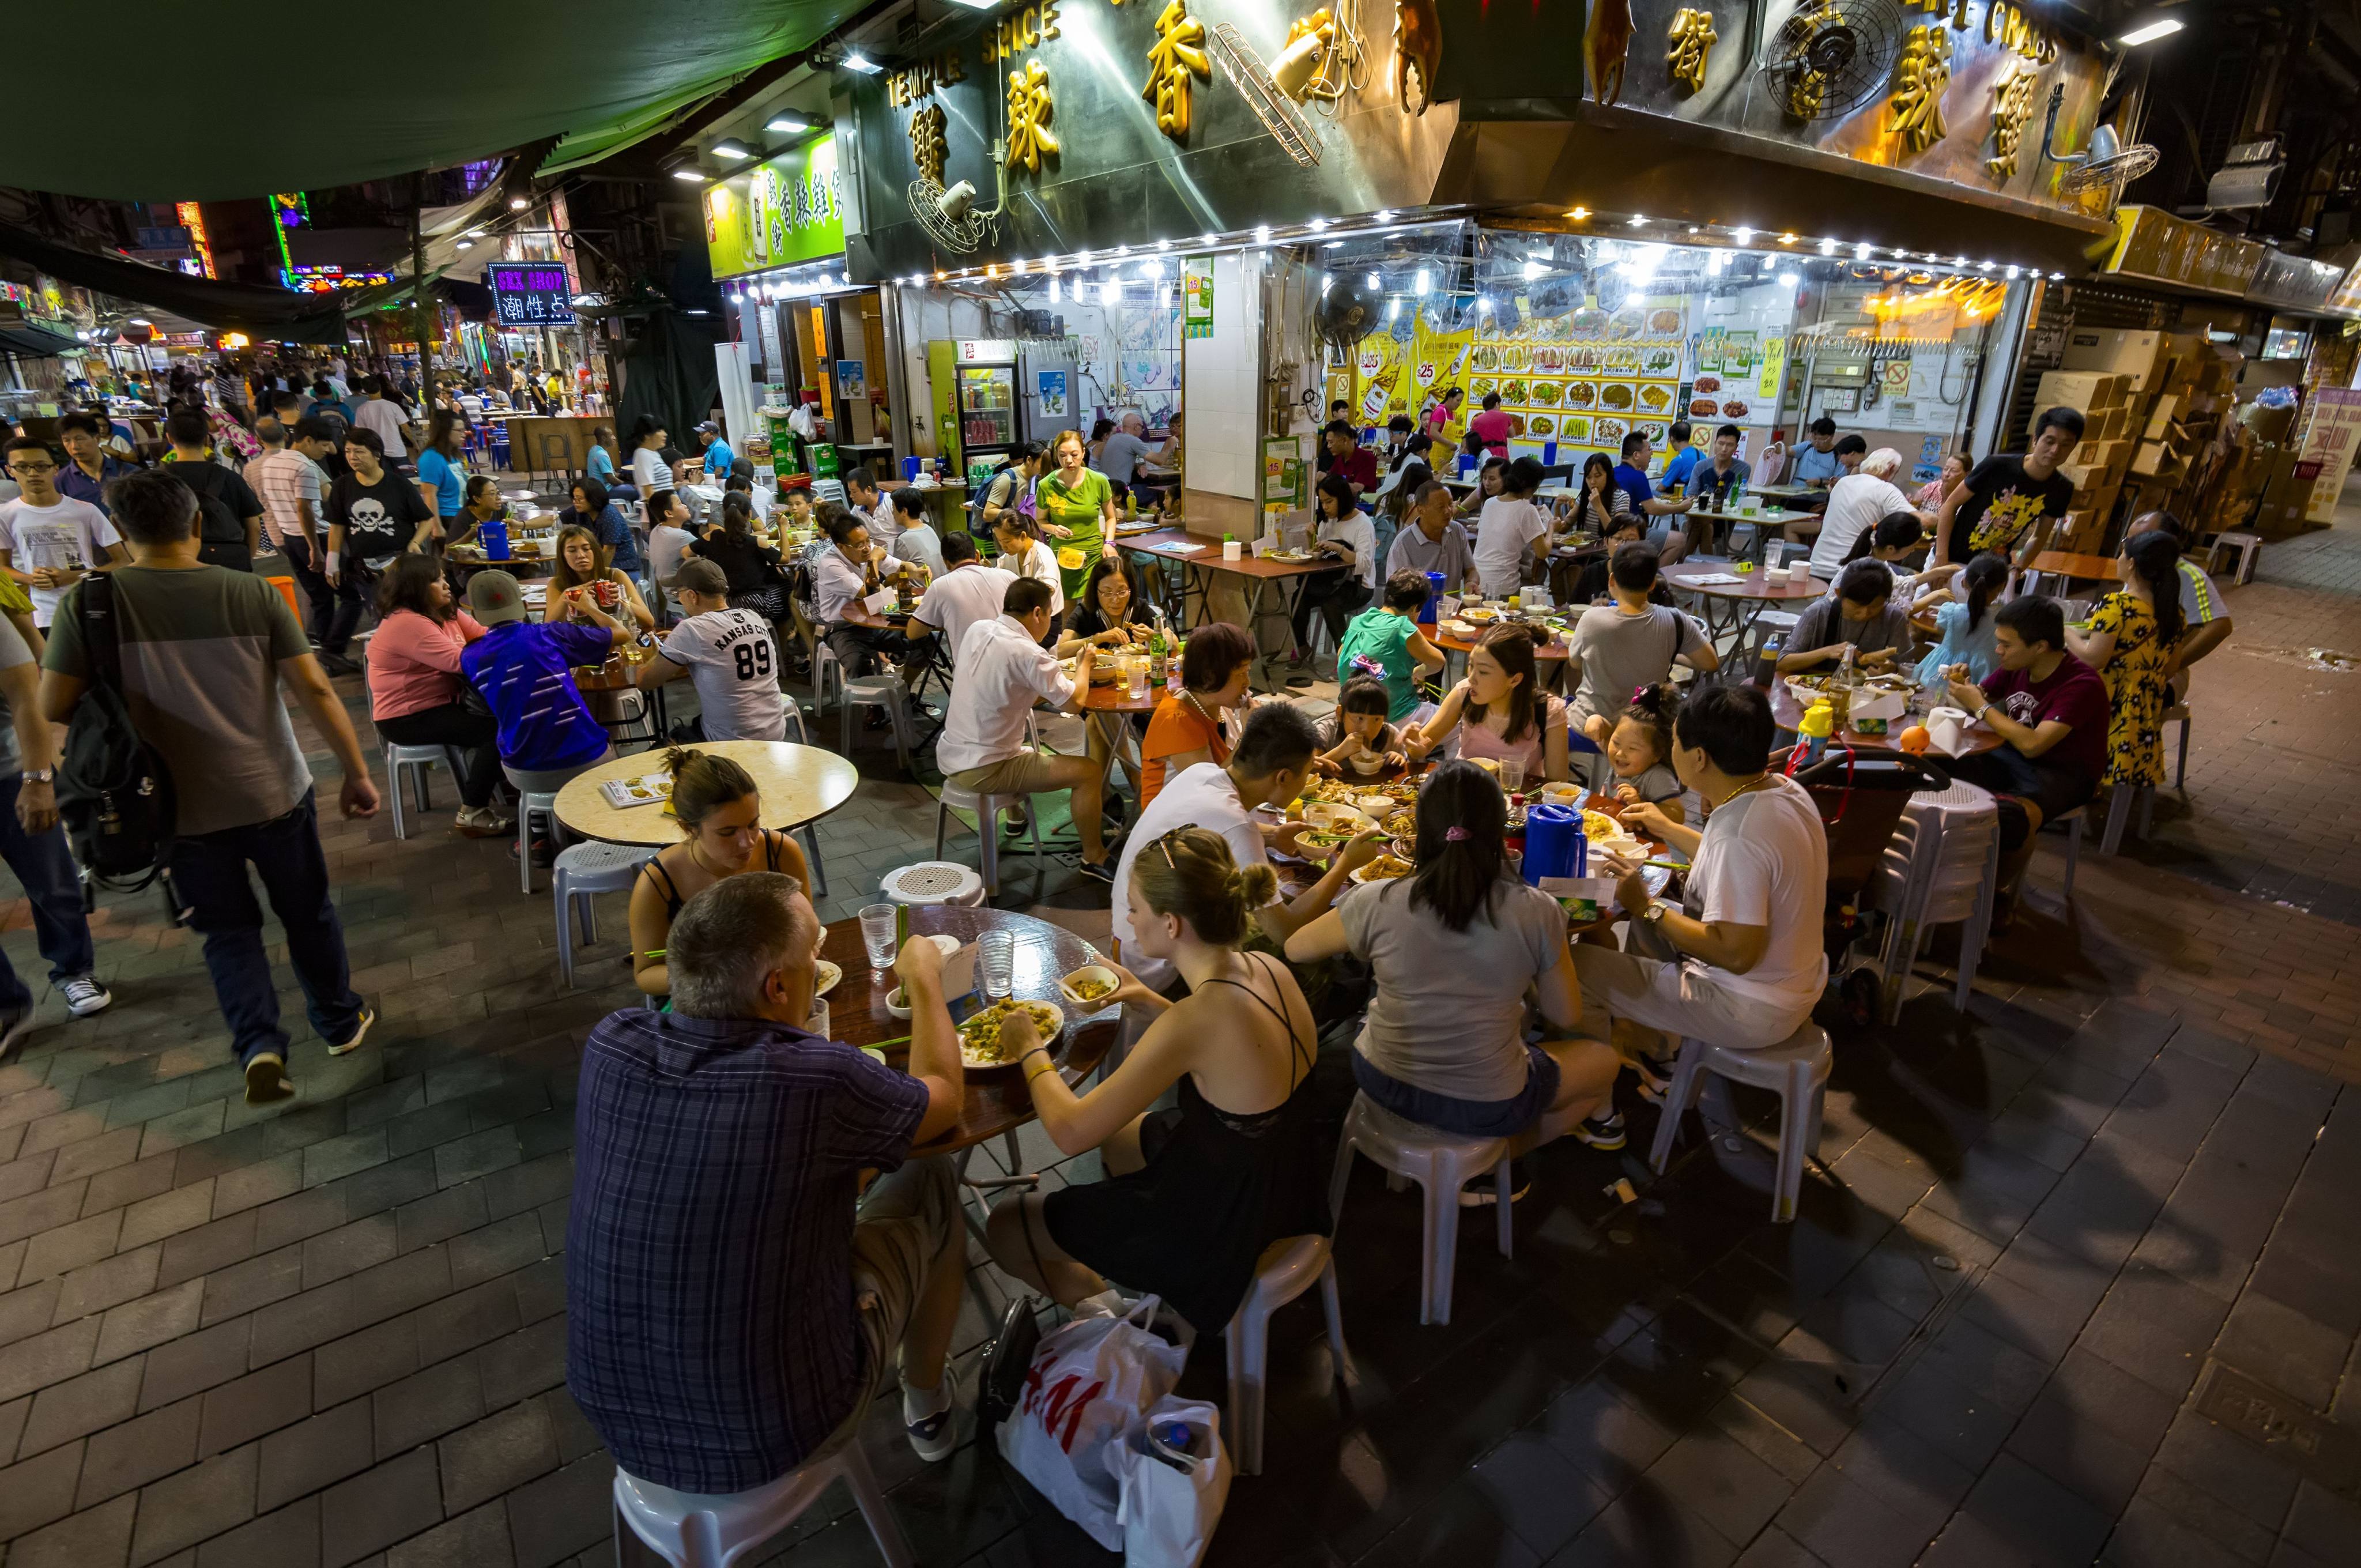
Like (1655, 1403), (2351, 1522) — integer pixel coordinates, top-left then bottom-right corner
(978, 929), (1015, 1001)
(858, 904), (899, 971)
(1498, 758), (1528, 796)
(1127, 657), (1149, 700)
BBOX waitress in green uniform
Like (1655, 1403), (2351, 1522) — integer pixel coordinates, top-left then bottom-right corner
(1034, 427), (1120, 602)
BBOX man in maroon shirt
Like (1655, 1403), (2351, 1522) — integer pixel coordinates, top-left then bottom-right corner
(1942, 595), (2109, 887)
(1319, 421), (1379, 499)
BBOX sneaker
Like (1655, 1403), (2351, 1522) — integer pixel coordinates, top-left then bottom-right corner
(1632, 1057), (1674, 1106)
(1461, 1170), (1531, 1208)
(1575, 1110), (1628, 1151)
(454, 805), (513, 839)
(0, 1006), (32, 1061)
(244, 1052), (295, 1106)
(902, 1382), (957, 1463)
(326, 1005), (376, 1058)
(1076, 856), (1115, 885)
(59, 977), (111, 1017)
(318, 651), (361, 678)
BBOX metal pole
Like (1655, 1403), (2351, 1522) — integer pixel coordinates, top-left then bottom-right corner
(412, 172), (433, 397)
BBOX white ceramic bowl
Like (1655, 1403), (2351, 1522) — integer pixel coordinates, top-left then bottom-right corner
(1059, 964), (1120, 1009)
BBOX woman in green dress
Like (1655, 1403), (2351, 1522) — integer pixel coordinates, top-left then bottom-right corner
(1033, 427), (1120, 602)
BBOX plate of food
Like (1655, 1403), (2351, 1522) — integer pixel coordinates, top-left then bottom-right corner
(1500, 346), (1530, 372)
(1531, 346), (1563, 373)
(1538, 781), (1584, 806)
(813, 959), (842, 996)
(1529, 380), (1563, 407)
(1059, 966), (1120, 1008)
(1593, 417), (1627, 443)
(1721, 399), (1750, 419)
(1301, 800), (1372, 835)
(1693, 374), (1722, 393)
(1567, 381), (1598, 408)
(1558, 415), (1591, 442)
(1647, 308), (1684, 337)
(1598, 383), (1635, 410)
(1471, 345), (1500, 372)
(1471, 376), (1499, 399)
(1351, 853), (1413, 885)
(1570, 306), (1611, 337)
(1636, 421), (1668, 443)
(1689, 398), (1720, 416)
(959, 998), (1065, 1069)
(1528, 415), (1555, 435)
(1643, 349), (1679, 375)
(1606, 307), (1644, 340)
(1383, 807), (1418, 839)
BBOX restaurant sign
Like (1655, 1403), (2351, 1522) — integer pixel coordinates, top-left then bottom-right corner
(2102, 206), (2265, 298)
(485, 263), (574, 326)
(704, 135), (848, 282)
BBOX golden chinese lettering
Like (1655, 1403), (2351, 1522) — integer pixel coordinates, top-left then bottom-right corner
(1889, 24), (1951, 156)
(910, 103), (948, 185)
(1986, 58), (2038, 179)
(1006, 57), (1059, 172)
(1142, 0), (1210, 139)
(1665, 7), (1717, 92)
(888, 48), (967, 106)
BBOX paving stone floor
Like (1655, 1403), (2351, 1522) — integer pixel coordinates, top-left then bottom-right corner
(0, 515), (2357, 1567)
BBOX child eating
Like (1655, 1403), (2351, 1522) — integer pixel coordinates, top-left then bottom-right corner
(1314, 672), (1409, 778)
(1579, 682), (1687, 824)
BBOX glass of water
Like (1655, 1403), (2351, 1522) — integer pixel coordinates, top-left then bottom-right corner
(858, 904), (899, 972)
(1127, 657), (1149, 700)
(978, 929), (1015, 1001)
(1498, 758), (1528, 796)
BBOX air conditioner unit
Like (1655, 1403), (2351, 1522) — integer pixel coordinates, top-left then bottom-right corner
(2207, 138), (2284, 211)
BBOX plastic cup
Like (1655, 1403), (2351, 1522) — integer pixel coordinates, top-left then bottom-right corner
(858, 904), (899, 971)
(978, 929), (1015, 1001)
(1498, 758), (1528, 796)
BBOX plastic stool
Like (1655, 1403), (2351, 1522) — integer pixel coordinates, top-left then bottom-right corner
(2207, 530), (2261, 585)
(934, 786), (1045, 901)
(514, 791), (560, 895)
(2166, 703), (2192, 790)
(1326, 1093), (1511, 1326)
(1224, 1235), (1353, 1476)
(1869, 779), (2000, 1019)
(2098, 781), (2150, 857)
(840, 674), (913, 772)
(382, 742), (460, 840)
(879, 862), (987, 907)
(612, 1441), (914, 1567)
(1647, 1021), (1832, 1223)
(552, 842), (658, 987)
(2057, 804), (2086, 900)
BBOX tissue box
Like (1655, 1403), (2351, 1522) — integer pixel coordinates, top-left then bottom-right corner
(1539, 876), (1621, 926)
(1850, 687), (1909, 723)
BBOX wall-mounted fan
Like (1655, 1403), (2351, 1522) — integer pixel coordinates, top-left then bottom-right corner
(1311, 272), (1384, 351)
(908, 178), (990, 254)
(1208, 25), (1324, 166)
(2040, 84), (2159, 208)
(1758, 0), (1903, 123)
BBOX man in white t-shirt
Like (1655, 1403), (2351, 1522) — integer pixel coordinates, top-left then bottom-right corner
(0, 437), (127, 628)
(907, 535), (1015, 669)
(1108, 703), (1382, 995)
(352, 377), (411, 462)
(1577, 685), (1828, 1057)
(635, 559), (791, 741)
(936, 576), (1114, 880)
(1808, 448), (1924, 581)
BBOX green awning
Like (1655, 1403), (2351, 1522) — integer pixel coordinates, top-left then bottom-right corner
(0, 0), (870, 201)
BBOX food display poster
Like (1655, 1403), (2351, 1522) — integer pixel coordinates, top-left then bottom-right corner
(1183, 257), (1214, 341)
(1431, 295), (1692, 457)
(2297, 387), (2361, 522)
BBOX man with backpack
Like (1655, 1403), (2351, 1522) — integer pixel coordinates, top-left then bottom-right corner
(40, 469), (381, 1106)
(160, 410), (263, 572)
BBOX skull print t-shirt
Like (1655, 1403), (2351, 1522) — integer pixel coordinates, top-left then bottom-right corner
(328, 470), (435, 567)
(1945, 455), (2075, 565)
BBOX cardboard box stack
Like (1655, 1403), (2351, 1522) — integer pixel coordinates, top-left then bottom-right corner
(2028, 329), (2247, 552)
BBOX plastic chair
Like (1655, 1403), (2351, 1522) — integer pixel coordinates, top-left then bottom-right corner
(2097, 780), (2151, 857)
(934, 784), (1045, 900)
(1326, 1092), (1513, 1326)
(382, 742), (461, 840)
(2207, 530), (2262, 585)
(1225, 1235), (1354, 1476)
(510, 790), (561, 896)
(1868, 779), (2000, 1020)
(1646, 1021), (1833, 1223)
(2057, 803), (2087, 900)
(612, 1442), (914, 1568)
(2166, 703), (2192, 790)
(878, 862), (987, 907)
(552, 842), (658, 987)
(839, 674), (914, 773)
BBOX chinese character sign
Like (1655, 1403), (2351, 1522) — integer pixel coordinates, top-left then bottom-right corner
(1986, 59), (2039, 179)
(1665, 8), (1717, 93)
(486, 265), (575, 326)
(910, 104), (948, 186)
(1142, 0), (1209, 140)
(1006, 58), (1059, 172)
(1889, 26), (1952, 157)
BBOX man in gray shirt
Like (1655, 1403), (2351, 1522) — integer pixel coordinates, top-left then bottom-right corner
(1383, 480), (1477, 595)
(1567, 542), (1717, 734)
(1089, 412), (1172, 488)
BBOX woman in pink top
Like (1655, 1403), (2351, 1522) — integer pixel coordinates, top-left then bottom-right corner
(1912, 451), (1967, 512)
(365, 555), (511, 837)
(1408, 624), (1570, 784)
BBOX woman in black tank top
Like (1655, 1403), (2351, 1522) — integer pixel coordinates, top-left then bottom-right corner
(627, 748), (812, 1000)
(985, 827), (1330, 1332)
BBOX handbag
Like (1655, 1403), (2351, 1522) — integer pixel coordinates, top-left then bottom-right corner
(979, 1294), (1043, 1434)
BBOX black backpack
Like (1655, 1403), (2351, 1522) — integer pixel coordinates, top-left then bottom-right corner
(178, 470), (251, 572)
(54, 575), (177, 890)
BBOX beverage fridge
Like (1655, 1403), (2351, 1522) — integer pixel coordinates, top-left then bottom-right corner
(927, 339), (1020, 491)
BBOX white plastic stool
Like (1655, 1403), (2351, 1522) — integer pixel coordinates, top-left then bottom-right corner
(2057, 803), (2087, 900)
(2166, 703), (2192, 790)
(552, 842), (658, 988)
(840, 675), (913, 773)
(2207, 530), (2262, 585)
(1225, 1235), (1354, 1476)
(2097, 780), (2151, 856)
(1326, 1093), (1513, 1326)
(934, 785), (1045, 900)
(514, 791), (561, 895)
(879, 862), (987, 907)
(1646, 1022), (1833, 1223)
(612, 1441), (914, 1567)
(382, 742), (461, 840)
(1869, 779), (2000, 1020)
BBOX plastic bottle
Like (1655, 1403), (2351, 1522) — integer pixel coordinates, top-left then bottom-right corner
(1798, 699), (1835, 766)
(1755, 634), (1784, 689)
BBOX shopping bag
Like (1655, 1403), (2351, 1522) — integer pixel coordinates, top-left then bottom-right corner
(995, 1295), (1188, 1550)
(1112, 1396), (1232, 1568)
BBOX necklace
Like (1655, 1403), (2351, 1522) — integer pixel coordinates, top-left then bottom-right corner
(1714, 773), (1773, 809)
(687, 838), (747, 881)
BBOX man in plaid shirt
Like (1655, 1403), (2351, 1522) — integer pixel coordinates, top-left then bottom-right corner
(565, 875), (971, 1490)
(246, 416), (341, 645)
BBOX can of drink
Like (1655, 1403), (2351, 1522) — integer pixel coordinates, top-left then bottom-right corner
(594, 578), (618, 608)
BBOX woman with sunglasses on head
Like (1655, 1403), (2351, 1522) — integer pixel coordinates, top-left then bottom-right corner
(985, 826), (1329, 1335)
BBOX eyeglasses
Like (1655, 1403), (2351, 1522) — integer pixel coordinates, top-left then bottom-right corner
(7, 458), (55, 474)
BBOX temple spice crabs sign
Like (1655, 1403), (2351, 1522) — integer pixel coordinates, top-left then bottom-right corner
(486, 264), (575, 326)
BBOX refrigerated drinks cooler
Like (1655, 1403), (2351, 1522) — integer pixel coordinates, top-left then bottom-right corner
(927, 338), (1080, 493)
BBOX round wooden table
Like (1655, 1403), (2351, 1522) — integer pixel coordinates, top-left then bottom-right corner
(1766, 678), (2002, 757)
(819, 906), (1118, 1155)
(553, 740), (859, 845)
(1662, 563), (1823, 646)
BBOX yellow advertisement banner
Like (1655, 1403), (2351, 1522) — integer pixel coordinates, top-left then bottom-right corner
(1757, 337), (1787, 402)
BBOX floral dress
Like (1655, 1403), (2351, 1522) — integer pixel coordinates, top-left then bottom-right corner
(2088, 591), (2175, 785)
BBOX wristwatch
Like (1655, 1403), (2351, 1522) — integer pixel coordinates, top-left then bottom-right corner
(1640, 899), (1670, 926)
(22, 769), (51, 784)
